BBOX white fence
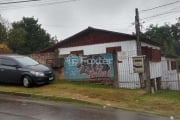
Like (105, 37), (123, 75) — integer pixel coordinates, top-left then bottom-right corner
(117, 51), (179, 91)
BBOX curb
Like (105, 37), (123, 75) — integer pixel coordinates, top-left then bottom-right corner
(0, 91), (99, 106)
(0, 91), (32, 97)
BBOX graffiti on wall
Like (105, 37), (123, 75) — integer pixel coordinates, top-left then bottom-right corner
(64, 53), (114, 79)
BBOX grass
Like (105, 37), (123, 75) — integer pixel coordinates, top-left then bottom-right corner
(0, 80), (180, 117)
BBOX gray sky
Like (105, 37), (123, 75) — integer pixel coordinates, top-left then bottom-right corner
(1, 0), (180, 40)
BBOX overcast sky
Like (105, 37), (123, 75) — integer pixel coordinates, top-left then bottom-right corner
(1, 0), (180, 40)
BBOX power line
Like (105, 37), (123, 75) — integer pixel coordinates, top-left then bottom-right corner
(0, 0), (78, 10)
(141, 1), (180, 12)
(0, 0), (42, 5)
(140, 4), (180, 21)
(141, 10), (180, 20)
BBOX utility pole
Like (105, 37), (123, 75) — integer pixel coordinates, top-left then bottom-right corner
(135, 8), (142, 56)
(135, 8), (151, 93)
(135, 8), (143, 88)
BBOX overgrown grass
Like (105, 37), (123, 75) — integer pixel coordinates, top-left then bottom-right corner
(146, 91), (180, 100)
(54, 80), (115, 88)
(0, 80), (180, 117)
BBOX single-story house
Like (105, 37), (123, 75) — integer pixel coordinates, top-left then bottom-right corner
(39, 27), (179, 90)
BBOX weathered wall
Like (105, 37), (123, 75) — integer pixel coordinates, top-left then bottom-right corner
(64, 53), (114, 79)
(54, 67), (65, 80)
(29, 52), (62, 68)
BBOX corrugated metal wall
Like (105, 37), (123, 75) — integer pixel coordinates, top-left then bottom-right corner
(161, 57), (179, 90)
(117, 50), (140, 89)
(117, 52), (179, 90)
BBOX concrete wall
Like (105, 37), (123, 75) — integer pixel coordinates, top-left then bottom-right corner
(29, 52), (62, 68)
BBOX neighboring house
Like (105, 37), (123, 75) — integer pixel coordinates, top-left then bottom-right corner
(39, 27), (178, 90)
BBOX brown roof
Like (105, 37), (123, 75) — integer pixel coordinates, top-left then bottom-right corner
(38, 27), (161, 53)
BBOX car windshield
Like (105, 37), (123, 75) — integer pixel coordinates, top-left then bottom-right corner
(14, 56), (39, 66)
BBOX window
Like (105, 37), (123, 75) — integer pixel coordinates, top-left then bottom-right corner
(0, 58), (17, 66)
(106, 46), (121, 53)
(167, 60), (170, 70)
(141, 47), (161, 62)
(70, 50), (84, 55)
(141, 46), (152, 60)
(171, 61), (177, 70)
(151, 49), (161, 62)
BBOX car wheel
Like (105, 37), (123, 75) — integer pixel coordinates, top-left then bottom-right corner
(22, 76), (32, 88)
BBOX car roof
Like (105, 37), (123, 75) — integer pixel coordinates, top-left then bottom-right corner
(0, 54), (26, 59)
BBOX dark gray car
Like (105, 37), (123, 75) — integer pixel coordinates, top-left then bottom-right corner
(0, 55), (54, 87)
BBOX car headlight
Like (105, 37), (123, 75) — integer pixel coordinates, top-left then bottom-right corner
(30, 71), (45, 77)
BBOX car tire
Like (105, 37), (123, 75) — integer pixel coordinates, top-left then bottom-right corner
(22, 76), (32, 88)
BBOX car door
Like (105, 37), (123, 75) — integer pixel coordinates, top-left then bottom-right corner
(0, 58), (4, 82)
(0, 58), (22, 84)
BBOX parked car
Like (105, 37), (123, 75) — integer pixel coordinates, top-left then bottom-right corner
(0, 55), (55, 87)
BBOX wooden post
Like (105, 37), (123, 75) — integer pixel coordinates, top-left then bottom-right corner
(176, 59), (180, 93)
(135, 8), (145, 88)
(135, 8), (142, 56)
(113, 51), (119, 88)
(144, 57), (151, 93)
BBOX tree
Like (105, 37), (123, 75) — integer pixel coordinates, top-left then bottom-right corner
(8, 28), (26, 54)
(144, 23), (179, 56)
(10, 17), (55, 54)
(0, 15), (10, 43)
(170, 18), (180, 55)
(0, 23), (8, 43)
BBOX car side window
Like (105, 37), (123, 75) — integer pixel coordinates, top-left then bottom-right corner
(1, 58), (17, 66)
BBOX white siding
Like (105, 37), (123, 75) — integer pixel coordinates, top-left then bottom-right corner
(59, 40), (137, 55)
(161, 57), (179, 90)
(150, 62), (162, 79)
(117, 50), (140, 89)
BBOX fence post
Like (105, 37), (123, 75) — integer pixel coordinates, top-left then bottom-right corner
(176, 59), (180, 93)
(144, 57), (151, 93)
(113, 51), (119, 88)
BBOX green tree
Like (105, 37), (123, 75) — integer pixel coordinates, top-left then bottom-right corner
(10, 17), (55, 54)
(170, 18), (180, 55)
(8, 28), (26, 54)
(0, 23), (8, 43)
(144, 24), (176, 56)
(0, 15), (11, 43)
